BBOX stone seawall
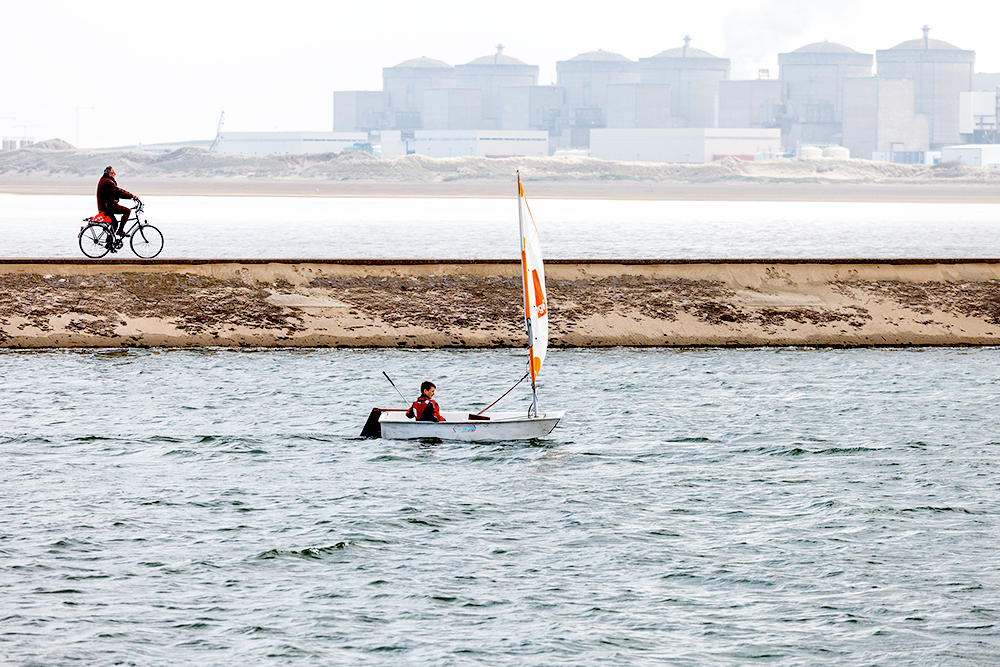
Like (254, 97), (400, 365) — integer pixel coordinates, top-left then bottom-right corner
(2, 259), (1000, 347)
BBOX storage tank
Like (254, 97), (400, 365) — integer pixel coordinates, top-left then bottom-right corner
(556, 49), (639, 124)
(639, 36), (730, 128)
(823, 146), (851, 158)
(797, 145), (823, 158)
(876, 27), (975, 147)
(454, 45), (539, 130)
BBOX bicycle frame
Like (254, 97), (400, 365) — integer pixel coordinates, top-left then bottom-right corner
(79, 199), (164, 259)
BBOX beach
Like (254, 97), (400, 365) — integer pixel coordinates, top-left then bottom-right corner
(3, 259), (1000, 348)
(3, 143), (1000, 203)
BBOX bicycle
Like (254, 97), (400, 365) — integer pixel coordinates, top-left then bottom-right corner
(78, 199), (164, 259)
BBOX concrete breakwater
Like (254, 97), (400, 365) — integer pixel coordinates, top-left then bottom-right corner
(2, 258), (1000, 348)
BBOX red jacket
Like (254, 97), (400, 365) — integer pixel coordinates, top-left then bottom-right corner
(407, 395), (444, 422)
(96, 173), (135, 213)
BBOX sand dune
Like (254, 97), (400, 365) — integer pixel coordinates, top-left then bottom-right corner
(3, 142), (1000, 202)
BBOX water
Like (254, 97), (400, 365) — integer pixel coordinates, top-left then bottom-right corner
(2, 347), (999, 665)
(3, 194), (1000, 259)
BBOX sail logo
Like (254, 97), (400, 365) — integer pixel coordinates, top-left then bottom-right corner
(531, 270), (547, 317)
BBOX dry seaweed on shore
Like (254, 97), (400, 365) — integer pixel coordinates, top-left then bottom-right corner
(835, 280), (1000, 324)
(306, 274), (748, 329)
(307, 275), (522, 332)
(0, 273), (303, 337)
(304, 273), (879, 336)
(548, 276), (732, 324)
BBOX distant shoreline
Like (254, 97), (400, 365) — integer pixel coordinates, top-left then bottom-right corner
(3, 146), (1000, 202)
(3, 175), (1000, 203)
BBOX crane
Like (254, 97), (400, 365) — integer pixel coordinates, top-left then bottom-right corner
(209, 111), (225, 152)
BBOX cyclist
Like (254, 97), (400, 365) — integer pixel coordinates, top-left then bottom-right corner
(96, 166), (139, 242)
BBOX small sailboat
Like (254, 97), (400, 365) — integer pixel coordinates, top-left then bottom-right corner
(363, 172), (564, 441)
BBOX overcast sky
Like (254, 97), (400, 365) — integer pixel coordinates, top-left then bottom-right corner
(2, 0), (997, 148)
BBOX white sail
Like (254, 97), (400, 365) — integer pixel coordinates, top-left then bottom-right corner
(364, 172), (564, 441)
(517, 172), (548, 385)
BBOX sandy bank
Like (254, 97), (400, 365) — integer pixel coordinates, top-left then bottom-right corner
(4, 144), (1000, 202)
(3, 259), (1000, 348)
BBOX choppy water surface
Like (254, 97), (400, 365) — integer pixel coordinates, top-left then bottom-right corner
(3, 194), (1000, 259)
(2, 347), (999, 665)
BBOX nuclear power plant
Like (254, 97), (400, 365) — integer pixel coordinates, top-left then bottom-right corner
(323, 27), (1000, 166)
(17, 28), (989, 164)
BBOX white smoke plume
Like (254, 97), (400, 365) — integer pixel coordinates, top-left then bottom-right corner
(722, 0), (863, 79)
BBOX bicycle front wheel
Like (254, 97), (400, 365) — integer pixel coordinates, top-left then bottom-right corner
(130, 224), (164, 259)
(79, 223), (110, 258)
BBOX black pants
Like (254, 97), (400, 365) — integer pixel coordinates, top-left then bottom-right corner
(103, 203), (130, 231)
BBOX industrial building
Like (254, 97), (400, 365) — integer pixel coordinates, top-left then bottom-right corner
(638, 38), (731, 128)
(841, 77), (929, 159)
(382, 56), (454, 130)
(778, 42), (873, 147)
(380, 130), (548, 158)
(333, 91), (388, 133)
(499, 85), (563, 131)
(227, 28), (1000, 163)
(875, 29), (975, 148)
(555, 50), (639, 147)
(1, 137), (33, 151)
(556, 50), (639, 122)
(940, 144), (1000, 167)
(605, 83), (673, 129)
(590, 128), (780, 163)
(212, 132), (368, 156)
(454, 48), (539, 130)
(718, 78), (785, 129)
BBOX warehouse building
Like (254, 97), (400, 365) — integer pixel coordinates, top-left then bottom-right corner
(396, 130), (549, 157)
(590, 128), (780, 163)
(212, 132), (368, 156)
(940, 144), (1000, 167)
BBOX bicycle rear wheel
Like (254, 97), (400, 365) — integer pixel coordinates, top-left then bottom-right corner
(130, 223), (164, 259)
(79, 223), (110, 258)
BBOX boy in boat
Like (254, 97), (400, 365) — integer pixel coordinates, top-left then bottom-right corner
(406, 381), (445, 422)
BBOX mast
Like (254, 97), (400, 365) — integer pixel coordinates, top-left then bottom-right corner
(517, 171), (539, 417)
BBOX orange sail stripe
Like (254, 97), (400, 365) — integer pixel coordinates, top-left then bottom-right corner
(531, 269), (546, 317)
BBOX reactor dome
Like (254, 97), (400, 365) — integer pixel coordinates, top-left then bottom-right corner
(391, 56), (452, 68)
(650, 46), (720, 59)
(890, 38), (961, 50)
(568, 49), (632, 62)
(465, 52), (530, 66)
(792, 41), (861, 54)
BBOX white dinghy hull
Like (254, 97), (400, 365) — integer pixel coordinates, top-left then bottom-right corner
(379, 410), (565, 442)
